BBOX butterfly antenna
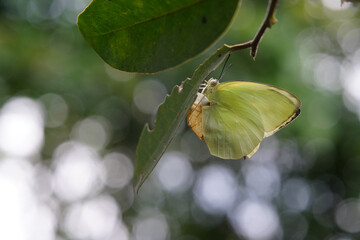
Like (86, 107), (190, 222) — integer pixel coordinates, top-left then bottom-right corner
(218, 54), (231, 81)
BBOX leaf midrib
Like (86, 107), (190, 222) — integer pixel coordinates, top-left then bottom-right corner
(82, 0), (208, 37)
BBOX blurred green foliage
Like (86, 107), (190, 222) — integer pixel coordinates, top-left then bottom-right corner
(1, 0), (360, 239)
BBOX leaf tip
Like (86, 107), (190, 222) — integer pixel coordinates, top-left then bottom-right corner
(134, 170), (145, 194)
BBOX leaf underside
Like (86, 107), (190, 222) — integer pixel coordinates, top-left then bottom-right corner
(77, 0), (239, 73)
(134, 45), (231, 192)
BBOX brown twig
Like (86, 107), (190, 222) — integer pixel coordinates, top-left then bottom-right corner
(230, 0), (279, 58)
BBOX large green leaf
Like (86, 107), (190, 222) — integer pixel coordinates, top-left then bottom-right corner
(134, 45), (231, 192)
(77, 0), (239, 73)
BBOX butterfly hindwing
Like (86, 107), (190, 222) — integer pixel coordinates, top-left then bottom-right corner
(187, 93), (204, 140)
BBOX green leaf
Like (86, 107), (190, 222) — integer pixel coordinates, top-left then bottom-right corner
(134, 45), (231, 192)
(77, 0), (239, 73)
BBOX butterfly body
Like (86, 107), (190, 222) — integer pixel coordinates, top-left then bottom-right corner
(187, 78), (301, 159)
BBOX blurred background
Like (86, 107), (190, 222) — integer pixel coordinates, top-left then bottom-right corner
(0, 0), (360, 239)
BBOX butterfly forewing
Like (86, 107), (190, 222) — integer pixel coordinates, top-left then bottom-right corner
(215, 82), (301, 137)
(202, 81), (301, 159)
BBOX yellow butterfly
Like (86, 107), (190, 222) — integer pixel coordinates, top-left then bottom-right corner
(187, 78), (301, 159)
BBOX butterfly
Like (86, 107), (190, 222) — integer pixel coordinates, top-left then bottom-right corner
(187, 78), (301, 159)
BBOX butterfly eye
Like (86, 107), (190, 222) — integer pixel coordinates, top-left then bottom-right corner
(208, 78), (218, 87)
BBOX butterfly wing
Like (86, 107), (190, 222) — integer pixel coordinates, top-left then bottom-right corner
(187, 93), (204, 140)
(203, 81), (301, 159)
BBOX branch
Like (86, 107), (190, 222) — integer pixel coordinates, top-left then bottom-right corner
(230, 0), (279, 58)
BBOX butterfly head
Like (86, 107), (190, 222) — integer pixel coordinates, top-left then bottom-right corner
(208, 78), (219, 87)
(203, 78), (219, 95)
(200, 78), (219, 96)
